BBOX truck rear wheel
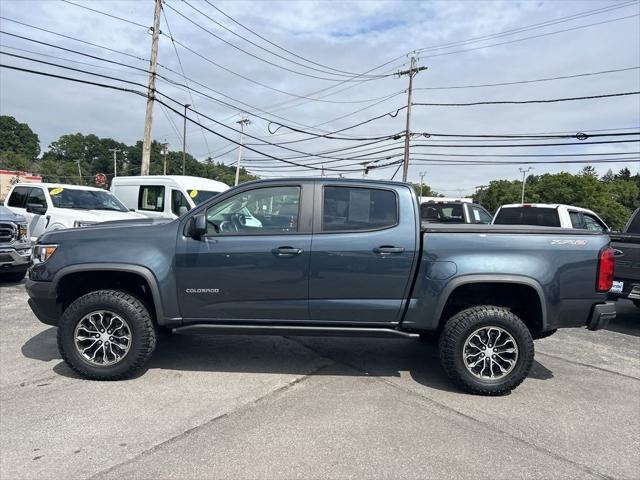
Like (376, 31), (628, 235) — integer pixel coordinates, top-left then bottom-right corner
(439, 306), (534, 395)
(57, 290), (156, 380)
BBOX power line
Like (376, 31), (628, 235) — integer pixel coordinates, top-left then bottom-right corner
(179, 0), (386, 80)
(204, 0), (380, 78)
(414, 66), (640, 91)
(412, 91), (640, 107)
(161, 4), (211, 158)
(60, 0), (148, 29)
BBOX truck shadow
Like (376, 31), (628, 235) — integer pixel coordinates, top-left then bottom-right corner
(606, 300), (640, 337)
(22, 328), (553, 394)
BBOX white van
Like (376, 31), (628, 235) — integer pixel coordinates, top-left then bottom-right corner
(4, 183), (145, 241)
(110, 176), (230, 219)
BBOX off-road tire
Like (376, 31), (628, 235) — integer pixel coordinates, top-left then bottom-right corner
(532, 328), (557, 340)
(439, 306), (534, 396)
(57, 290), (156, 380)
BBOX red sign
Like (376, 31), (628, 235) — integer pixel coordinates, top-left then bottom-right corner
(95, 173), (107, 185)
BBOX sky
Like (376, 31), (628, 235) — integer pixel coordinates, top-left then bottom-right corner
(0, 0), (639, 195)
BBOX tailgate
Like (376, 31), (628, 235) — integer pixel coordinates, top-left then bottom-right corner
(611, 234), (640, 284)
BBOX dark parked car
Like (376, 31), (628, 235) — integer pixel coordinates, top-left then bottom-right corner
(26, 179), (615, 395)
(610, 208), (640, 309)
(0, 205), (31, 281)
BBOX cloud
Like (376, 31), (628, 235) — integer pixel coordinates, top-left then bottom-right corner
(0, 0), (638, 194)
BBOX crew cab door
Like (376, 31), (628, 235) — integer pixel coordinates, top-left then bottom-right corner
(175, 182), (313, 321)
(308, 183), (418, 324)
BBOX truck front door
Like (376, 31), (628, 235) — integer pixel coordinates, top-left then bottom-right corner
(175, 182), (313, 322)
(308, 183), (418, 324)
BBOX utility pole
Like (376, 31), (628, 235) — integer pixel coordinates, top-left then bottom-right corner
(76, 159), (82, 181)
(141, 0), (162, 176)
(234, 117), (251, 186)
(182, 103), (191, 175)
(397, 56), (427, 182)
(161, 141), (169, 175)
(519, 167), (534, 203)
(419, 171), (426, 198)
(108, 148), (120, 177)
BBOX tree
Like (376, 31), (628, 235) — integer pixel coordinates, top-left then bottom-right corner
(409, 182), (437, 198)
(0, 116), (40, 160)
(472, 180), (523, 213)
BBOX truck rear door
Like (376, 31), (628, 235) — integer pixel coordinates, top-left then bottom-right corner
(308, 183), (418, 324)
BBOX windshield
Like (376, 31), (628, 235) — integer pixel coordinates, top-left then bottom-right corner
(494, 207), (561, 227)
(421, 203), (465, 223)
(48, 187), (128, 212)
(186, 189), (223, 205)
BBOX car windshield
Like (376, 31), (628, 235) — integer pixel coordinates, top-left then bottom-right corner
(494, 207), (561, 227)
(48, 187), (128, 212)
(186, 189), (222, 205)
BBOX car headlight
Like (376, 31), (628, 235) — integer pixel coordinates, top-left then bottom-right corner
(18, 222), (28, 241)
(33, 244), (58, 264)
(73, 221), (97, 228)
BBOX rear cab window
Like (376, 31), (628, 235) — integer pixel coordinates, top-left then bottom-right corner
(421, 202), (464, 223)
(138, 186), (165, 212)
(494, 207), (561, 227)
(7, 186), (32, 208)
(322, 186), (398, 232)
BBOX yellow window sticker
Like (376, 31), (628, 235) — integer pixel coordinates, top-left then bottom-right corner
(49, 188), (64, 196)
(189, 189), (198, 198)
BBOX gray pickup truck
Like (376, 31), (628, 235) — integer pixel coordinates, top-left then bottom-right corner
(25, 178), (616, 395)
(0, 205), (31, 281)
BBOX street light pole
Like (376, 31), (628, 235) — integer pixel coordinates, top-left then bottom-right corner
(161, 141), (169, 175)
(235, 118), (251, 186)
(182, 103), (191, 175)
(108, 148), (120, 177)
(419, 171), (426, 197)
(519, 167), (534, 203)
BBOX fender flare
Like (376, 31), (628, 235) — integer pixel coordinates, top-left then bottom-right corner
(435, 274), (548, 331)
(52, 263), (164, 322)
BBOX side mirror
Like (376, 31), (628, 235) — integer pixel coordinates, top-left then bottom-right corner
(178, 205), (189, 216)
(26, 203), (47, 215)
(187, 214), (207, 237)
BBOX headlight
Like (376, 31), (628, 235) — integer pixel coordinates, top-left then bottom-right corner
(18, 222), (28, 241)
(33, 244), (58, 264)
(73, 221), (97, 228)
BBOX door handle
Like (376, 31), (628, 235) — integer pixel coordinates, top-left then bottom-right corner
(612, 249), (625, 257)
(272, 246), (304, 256)
(373, 246), (405, 255)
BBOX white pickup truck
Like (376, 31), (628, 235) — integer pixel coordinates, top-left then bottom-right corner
(493, 203), (609, 232)
(4, 183), (145, 241)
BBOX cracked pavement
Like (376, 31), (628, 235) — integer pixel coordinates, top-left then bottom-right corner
(1, 280), (638, 479)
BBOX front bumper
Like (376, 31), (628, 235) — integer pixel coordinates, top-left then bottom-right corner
(25, 279), (61, 326)
(587, 302), (616, 331)
(0, 247), (32, 272)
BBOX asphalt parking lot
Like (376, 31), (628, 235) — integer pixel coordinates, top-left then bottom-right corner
(1, 280), (638, 480)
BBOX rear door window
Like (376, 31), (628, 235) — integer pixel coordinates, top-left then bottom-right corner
(7, 186), (31, 208)
(322, 186), (397, 232)
(569, 211), (583, 229)
(469, 205), (492, 224)
(138, 186), (165, 212)
(494, 207), (561, 227)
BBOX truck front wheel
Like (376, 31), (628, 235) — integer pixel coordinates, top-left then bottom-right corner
(439, 306), (534, 395)
(57, 290), (157, 380)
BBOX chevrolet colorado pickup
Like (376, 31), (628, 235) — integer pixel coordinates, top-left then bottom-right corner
(610, 208), (640, 308)
(25, 179), (616, 395)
